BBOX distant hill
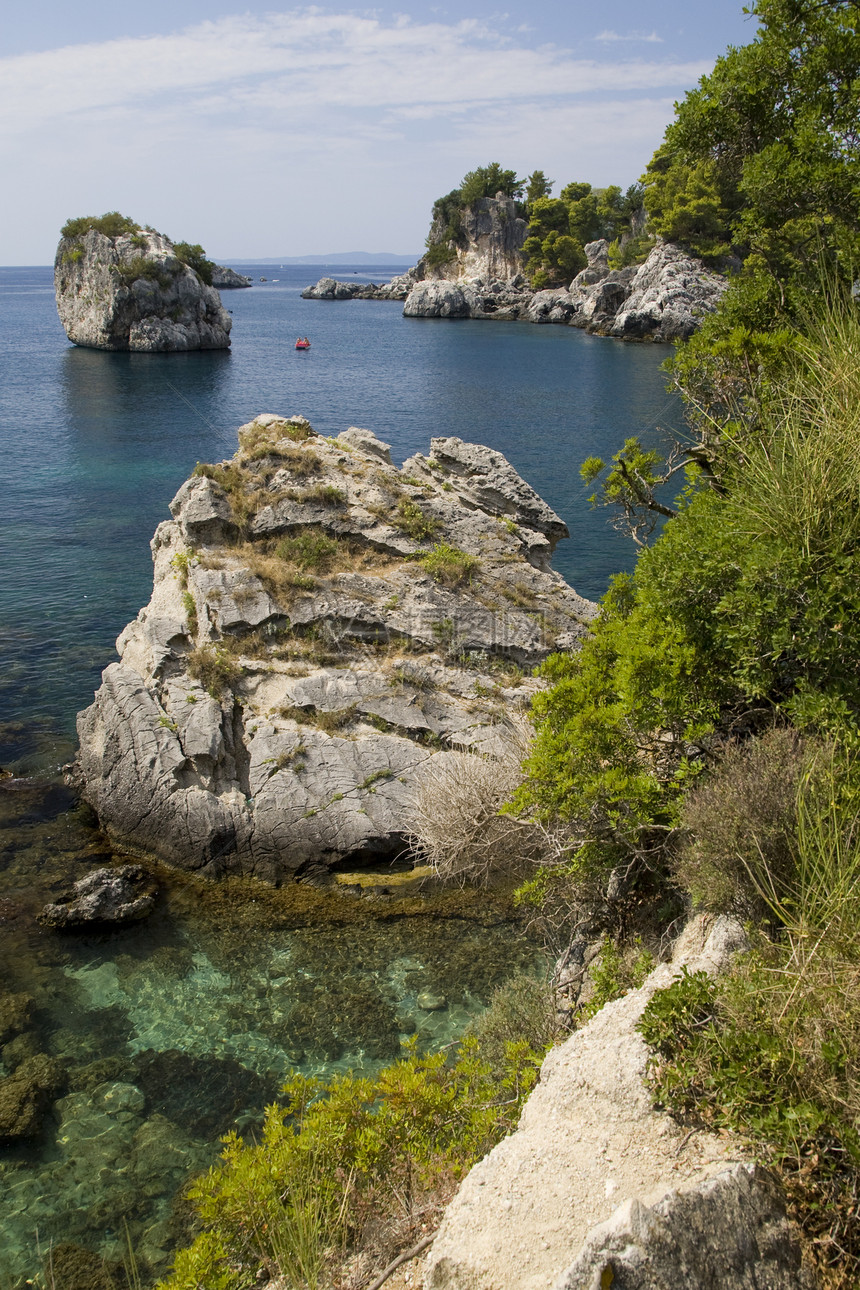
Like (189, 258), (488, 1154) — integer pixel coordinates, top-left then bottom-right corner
(229, 252), (420, 265)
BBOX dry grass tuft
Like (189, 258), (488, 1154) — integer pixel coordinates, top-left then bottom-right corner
(407, 716), (548, 885)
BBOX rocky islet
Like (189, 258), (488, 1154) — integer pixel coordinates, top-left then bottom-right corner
(54, 224), (233, 351)
(73, 413), (595, 880)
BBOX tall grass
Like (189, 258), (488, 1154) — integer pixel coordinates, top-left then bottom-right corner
(731, 298), (860, 563)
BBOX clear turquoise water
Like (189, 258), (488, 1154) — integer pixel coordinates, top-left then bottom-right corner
(0, 264), (684, 1285)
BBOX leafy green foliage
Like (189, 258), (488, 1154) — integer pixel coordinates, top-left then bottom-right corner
(581, 436), (681, 548)
(157, 1036), (546, 1290)
(578, 935), (654, 1022)
(391, 497), (440, 542)
(643, 0), (860, 336)
(275, 530), (339, 572)
(420, 542), (481, 587)
(524, 169), (554, 206)
(638, 951), (860, 1286)
(173, 241), (216, 286)
(61, 212), (138, 240)
(522, 182), (644, 286)
(642, 147), (737, 261)
(516, 307), (860, 883)
(459, 162), (523, 204)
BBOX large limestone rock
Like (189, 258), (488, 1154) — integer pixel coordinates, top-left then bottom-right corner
(607, 242), (728, 342)
(211, 265), (252, 289)
(428, 195), (529, 284)
(54, 226), (232, 351)
(423, 916), (811, 1290)
(75, 414), (595, 880)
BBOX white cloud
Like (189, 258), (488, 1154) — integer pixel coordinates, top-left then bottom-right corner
(0, 10), (711, 260)
(0, 13), (699, 134)
(595, 30), (664, 44)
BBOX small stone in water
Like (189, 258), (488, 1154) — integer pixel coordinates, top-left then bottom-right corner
(417, 991), (447, 1012)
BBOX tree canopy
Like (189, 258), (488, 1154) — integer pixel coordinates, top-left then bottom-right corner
(643, 0), (860, 282)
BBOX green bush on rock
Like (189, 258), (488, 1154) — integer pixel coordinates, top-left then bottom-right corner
(157, 1034), (546, 1290)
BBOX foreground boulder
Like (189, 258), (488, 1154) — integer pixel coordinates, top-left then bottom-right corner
(423, 916), (811, 1289)
(38, 864), (157, 929)
(74, 415), (595, 880)
(55, 222), (232, 351)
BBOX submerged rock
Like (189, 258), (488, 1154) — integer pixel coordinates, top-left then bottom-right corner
(0, 1053), (64, 1140)
(38, 864), (157, 929)
(74, 414), (595, 880)
(0, 989), (34, 1045)
(54, 224), (232, 352)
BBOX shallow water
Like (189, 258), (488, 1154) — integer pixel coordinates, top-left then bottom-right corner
(0, 777), (542, 1283)
(0, 262), (684, 1284)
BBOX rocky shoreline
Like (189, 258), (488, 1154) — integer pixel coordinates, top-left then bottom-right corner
(303, 238), (726, 343)
(74, 415), (595, 881)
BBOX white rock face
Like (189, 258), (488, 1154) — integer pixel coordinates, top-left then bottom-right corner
(211, 265), (252, 289)
(75, 415), (595, 879)
(422, 916), (811, 1290)
(606, 242), (728, 342)
(54, 226), (232, 351)
(433, 195), (529, 284)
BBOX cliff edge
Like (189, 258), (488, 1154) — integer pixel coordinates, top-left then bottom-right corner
(75, 415), (594, 880)
(55, 222), (232, 351)
(422, 915), (811, 1290)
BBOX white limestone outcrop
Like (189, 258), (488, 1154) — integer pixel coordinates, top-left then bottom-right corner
(74, 415), (595, 880)
(423, 915), (811, 1290)
(54, 226), (232, 351)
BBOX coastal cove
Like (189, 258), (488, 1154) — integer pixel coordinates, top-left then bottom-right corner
(0, 263), (684, 1285)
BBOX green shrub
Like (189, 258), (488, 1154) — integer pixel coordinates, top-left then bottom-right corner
(275, 530), (339, 573)
(578, 935), (654, 1022)
(61, 211), (138, 240)
(391, 498), (440, 542)
(112, 255), (171, 289)
(186, 646), (243, 698)
(676, 728), (808, 921)
(424, 240), (457, 268)
(421, 543), (480, 587)
(465, 972), (560, 1075)
(172, 241), (215, 286)
(156, 1039), (544, 1290)
(638, 956), (860, 1287)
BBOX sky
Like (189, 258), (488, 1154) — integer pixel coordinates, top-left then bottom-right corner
(1, 1), (756, 264)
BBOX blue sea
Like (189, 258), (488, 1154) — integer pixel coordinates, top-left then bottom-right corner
(0, 262), (685, 1284)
